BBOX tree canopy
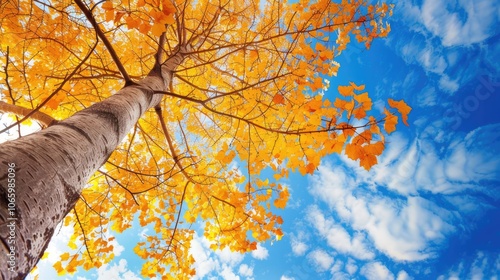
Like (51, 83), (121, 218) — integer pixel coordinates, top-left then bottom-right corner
(0, 0), (409, 278)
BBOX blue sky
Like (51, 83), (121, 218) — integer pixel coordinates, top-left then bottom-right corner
(20, 0), (500, 279)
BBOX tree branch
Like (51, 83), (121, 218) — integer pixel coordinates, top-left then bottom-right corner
(0, 101), (57, 127)
(74, 0), (134, 85)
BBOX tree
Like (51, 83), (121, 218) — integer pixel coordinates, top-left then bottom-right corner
(0, 0), (408, 279)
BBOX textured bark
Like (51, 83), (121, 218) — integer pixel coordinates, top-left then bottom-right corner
(0, 54), (183, 279)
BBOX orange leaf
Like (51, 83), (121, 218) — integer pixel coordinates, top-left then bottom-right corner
(388, 99), (412, 126)
(273, 187), (289, 209)
(364, 141), (384, 156)
(349, 82), (365, 91)
(151, 22), (166, 36)
(125, 16), (140, 29)
(272, 94), (285, 105)
(354, 92), (370, 103)
(353, 107), (366, 119)
(315, 43), (326, 52)
(338, 85), (353, 96)
(138, 22), (151, 34)
(383, 108), (398, 134)
(360, 154), (377, 170)
(345, 143), (363, 161)
(46, 96), (62, 110)
(114, 11), (126, 23)
(105, 10), (114, 22)
(305, 162), (316, 175)
(101, 1), (114, 10)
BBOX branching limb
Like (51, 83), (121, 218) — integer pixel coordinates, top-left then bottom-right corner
(73, 0), (134, 85)
(154, 105), (196, 184)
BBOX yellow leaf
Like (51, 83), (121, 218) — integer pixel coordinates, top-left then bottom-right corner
(60, 252), (70, 261)
(53, 261), (66, 276)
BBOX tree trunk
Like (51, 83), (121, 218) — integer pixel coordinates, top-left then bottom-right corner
(0, 54), (183, 279)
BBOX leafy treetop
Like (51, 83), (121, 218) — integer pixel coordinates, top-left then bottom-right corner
(0, 0), (408, 278)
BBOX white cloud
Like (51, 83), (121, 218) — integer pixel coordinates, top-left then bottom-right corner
(189, 233), (247, 280)
(290, 234), (308, 256)
(216, 247), (245, 267)
(391, 0), (500, 97)
(110, 236), (124, 257)
(361, 262), (395, 280)
(421, 0), (499, 46)
(251, 243), (269, 260)
(190, 234), (219, 279)
(346, 258), (358, 275)
(238, 264), (253, 277)
(308, 166), (452, 261)
(397, 270), (413, 280)
(438, 252), (500, 279)
(306, 205), (374, 260)
(307, 123), (500, 263)
(280, 276), (295, 280)
(220, 265), (240, 280)
(307, 249), (334, 272)
(97, 259), (141, 280)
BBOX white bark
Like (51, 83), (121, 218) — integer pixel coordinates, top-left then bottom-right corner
(0, 54), (182, 279)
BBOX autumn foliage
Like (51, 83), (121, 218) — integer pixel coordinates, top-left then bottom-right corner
(0, 0), (409, 278)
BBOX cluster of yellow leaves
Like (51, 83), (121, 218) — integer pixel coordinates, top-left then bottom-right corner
(1, 0), (403, 279)
(102, 0), (176, 36)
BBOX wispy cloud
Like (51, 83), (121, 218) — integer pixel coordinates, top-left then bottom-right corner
(390, 0), (500, 97)
(437, 252), (500, 280)
(306, 205), (374, 260)
(305, 122), (500, 269)
(421, 0), (499, 46)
